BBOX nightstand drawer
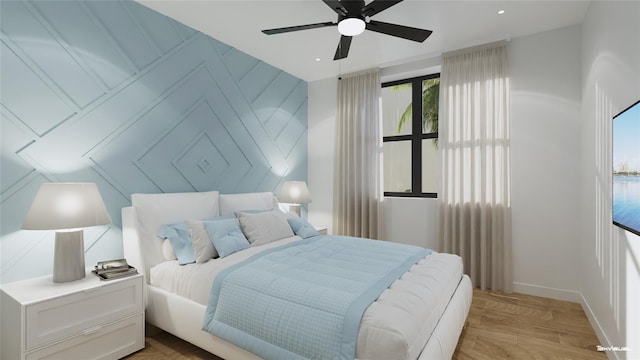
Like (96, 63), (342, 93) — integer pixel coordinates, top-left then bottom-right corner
(26, 313), (144, 360)
(25, 276), (143, 350)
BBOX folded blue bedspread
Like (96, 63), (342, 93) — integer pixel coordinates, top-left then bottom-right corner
(202, 235), (432, 360)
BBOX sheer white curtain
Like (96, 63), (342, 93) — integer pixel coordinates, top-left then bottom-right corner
(333, 69), (383, 239)
(439, 43), (513, 292)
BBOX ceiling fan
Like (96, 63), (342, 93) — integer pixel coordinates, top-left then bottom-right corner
(261, 0), (433, 60)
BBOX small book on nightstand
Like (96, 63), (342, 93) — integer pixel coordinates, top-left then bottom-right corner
(92, 258), (138, 280)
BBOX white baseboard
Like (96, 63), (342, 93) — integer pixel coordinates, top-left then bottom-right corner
(512, 282), (582, 303)
(512, 282), (618, 360)
(578, 293), (620, 360)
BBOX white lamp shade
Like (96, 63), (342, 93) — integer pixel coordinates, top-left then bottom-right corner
(22, 183), (112, 230)
(279, 181), (312, 204)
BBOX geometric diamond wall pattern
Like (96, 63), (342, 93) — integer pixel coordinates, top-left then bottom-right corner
(0, 0), (307, 283)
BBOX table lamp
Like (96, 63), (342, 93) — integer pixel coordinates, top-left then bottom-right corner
(279, 181), (312, 217)
(22, 183), (112, 283)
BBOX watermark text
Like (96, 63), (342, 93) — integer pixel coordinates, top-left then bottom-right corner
(597, 345), (631, 352)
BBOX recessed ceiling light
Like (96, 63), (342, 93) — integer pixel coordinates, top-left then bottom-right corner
(315, 58), (321, 62)
(498, 10), (505, 15)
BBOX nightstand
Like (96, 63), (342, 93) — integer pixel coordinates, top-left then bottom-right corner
(1, 271), (144, 360)
(315, 226), (328, 235)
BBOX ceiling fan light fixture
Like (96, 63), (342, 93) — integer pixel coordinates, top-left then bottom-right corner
(338, 17), (365, 36)
(262, 0), (432, 61)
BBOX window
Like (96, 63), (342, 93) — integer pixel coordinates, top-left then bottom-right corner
(382, 74), (439, 197)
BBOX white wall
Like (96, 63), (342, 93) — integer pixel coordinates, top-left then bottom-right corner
(309, 26), (587, 289)
(308, 3), (640, 355)
(382, 198), (439, 249)
(508, 25), (583, 301)
(580, 2), (640, 358)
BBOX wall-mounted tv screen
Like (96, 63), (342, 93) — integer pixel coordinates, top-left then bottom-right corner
(613, 99), (640, 236)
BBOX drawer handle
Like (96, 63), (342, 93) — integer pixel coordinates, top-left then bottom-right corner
(83, 325), (102, 336)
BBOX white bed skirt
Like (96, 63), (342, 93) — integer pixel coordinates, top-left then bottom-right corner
(144, 274), (472, 360)
(418, 275), (472, 360)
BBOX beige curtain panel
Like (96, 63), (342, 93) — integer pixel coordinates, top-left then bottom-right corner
(333, 69), (384, 239)
(439, 44), (513, 292)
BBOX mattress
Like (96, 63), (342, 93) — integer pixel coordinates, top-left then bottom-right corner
(150, 237), (463, 360)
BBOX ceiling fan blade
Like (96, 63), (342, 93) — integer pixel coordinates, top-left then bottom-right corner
(322, 0), (347, 16)
(362, 0), (404, 17)
(334, 36), (353, 60)
(262, 22), (336, 35)
(366, 20), (432, 42)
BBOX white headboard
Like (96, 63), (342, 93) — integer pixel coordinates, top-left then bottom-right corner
(122, 191), (278, 282)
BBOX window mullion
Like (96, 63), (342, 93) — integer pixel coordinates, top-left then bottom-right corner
(412, 79), (422, 195)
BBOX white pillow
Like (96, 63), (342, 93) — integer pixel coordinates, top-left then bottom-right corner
(162, 239), (177, 260)
(219, 192), (277, 217)
(186, 219), (219, 262)
(237, 210), (294, 246)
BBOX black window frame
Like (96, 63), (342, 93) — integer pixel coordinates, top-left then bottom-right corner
(382, 73), (439, 198)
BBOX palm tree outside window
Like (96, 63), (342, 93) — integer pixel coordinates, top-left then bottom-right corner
(382, 74), (440, 197)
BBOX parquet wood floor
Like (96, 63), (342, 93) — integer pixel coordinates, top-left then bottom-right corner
(124, 289), (607, 360)
(453, 289), (606, 360)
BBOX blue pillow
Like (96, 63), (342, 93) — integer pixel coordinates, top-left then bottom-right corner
(203, 218), (250, 258)
(287, 217), (320, 239)
(158, 222), (195, 265)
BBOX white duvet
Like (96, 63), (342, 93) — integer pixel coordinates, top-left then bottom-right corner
(150, 236), (463, 360)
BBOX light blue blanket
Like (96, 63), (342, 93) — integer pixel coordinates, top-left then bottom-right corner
(202, 235), (432, 360)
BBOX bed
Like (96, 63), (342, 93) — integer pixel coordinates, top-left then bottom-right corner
(122, 191), (472, 360)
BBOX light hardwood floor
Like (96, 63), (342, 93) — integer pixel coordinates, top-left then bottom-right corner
(452, 289), (606, 359)
(125, 289), (607, 360)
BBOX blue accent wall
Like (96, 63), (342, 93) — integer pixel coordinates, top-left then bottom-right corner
(0, 1), (308, 283)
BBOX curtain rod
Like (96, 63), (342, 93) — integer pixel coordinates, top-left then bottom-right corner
(442, 40), (508, 58)
(338, 67), (380, 80)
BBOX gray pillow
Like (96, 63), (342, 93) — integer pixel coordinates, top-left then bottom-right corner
(186, 217), (234, 263)
(237, 210), (294, 246)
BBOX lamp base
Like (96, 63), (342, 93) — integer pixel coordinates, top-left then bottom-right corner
(53, 230), (86, 283)
(289, 204), (301, 217)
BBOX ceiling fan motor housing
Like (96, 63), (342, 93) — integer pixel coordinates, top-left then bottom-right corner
(341, 0), (366, 15)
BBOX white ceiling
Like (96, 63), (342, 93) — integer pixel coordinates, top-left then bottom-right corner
(137, 0), (590, 82)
